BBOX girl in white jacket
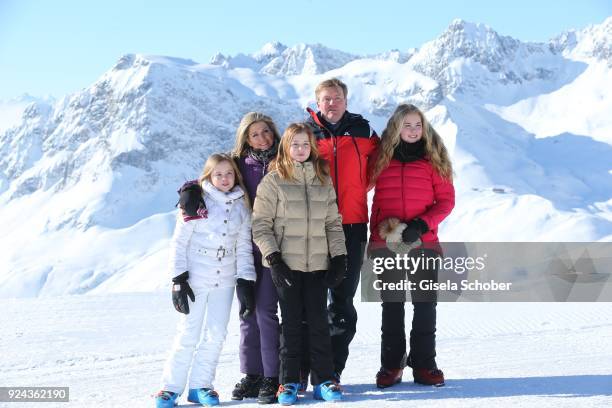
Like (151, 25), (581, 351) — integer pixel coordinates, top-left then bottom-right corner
(156, 153), (256, 408)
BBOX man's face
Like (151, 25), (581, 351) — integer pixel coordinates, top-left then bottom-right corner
(316, 86), (347, 124)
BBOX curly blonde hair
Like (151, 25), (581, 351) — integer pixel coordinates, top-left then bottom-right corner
(370, 104), (453, 184)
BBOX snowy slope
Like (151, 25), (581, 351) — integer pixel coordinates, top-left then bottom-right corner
(1, 294), (611, 407)
(486, 17), (612, 146)
(0, 18), (611, 297)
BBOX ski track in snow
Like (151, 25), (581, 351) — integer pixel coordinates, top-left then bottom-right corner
(1, 293), (611, 407)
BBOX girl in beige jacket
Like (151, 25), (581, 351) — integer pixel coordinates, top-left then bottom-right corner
(252, 123), (346, 404)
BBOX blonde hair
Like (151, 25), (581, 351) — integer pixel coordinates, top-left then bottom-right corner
(315, 78), (348, 101)
(198, 153), (251, 209)
(270, 123), (329, 184)
(371, 104), (453, 183)
(231, 112), (281, 158)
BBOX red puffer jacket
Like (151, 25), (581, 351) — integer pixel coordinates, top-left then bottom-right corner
(369, 158), (455, 245)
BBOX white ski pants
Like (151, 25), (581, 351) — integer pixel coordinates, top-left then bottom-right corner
(161, 285), (234, 393)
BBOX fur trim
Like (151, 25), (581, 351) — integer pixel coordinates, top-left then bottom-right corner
(378, 217), (403, 239)
(379, 217), (422, 254)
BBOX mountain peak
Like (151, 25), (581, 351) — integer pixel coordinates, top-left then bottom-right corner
(409, 19), (522, 76)
(447, 18), (487, 32)
(254, 41), (287, 59)
(551, 16), (612, 64)
(210, 41), (359, 75)
(112, 54), (138, 70)
(439, 18), (511, 50)
(406, 19), (563, 96)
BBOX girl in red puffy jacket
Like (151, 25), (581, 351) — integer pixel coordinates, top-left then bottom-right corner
(368, 103), (454, 389)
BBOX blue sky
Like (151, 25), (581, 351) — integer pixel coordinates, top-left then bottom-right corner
(0, 0), (610, 100)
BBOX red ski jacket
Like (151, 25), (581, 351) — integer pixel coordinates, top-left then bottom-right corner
(307, 108), (379, 224)
(369, 158), (455, 245)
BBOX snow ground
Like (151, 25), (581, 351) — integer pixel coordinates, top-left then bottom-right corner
(1, 293), (611, 408)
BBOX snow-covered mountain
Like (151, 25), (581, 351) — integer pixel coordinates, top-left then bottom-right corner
(211, 41), (360, 75)
(0, 18), (611, 297)
(551, 15), (612, 64)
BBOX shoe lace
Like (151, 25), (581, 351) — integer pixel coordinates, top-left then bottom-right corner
(429, 368), (443, 377)
(277, 384), (297, 395)
(415, 368), (443, 378)
(325, 382), (342, 392)
(236, 375), (258, 389)
(156, 391), (175, 400)
(261, 377), (277, 389)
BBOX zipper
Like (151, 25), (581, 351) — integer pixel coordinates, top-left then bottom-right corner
(333, 137), (339, 209)
(401, 162), (406, 221)
(350, 135), (363, 183)
(303, 165), (310, 271)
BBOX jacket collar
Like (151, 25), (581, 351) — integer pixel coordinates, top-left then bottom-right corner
(293, 160), (316, 182)
(202, 180), (245, 203)
(316, 111), (349, 133)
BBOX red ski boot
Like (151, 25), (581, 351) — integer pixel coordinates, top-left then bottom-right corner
(375, 367), (403, 388)
(413, 368), (445, 386)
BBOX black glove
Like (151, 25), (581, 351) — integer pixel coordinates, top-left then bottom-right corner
(177, 181), (206, 217)
(266, 252), (293, 289)
(401, 218), (429, 245)
(325, 254), (347, 288)
(172, 271), (195, 314)
(236, 278), (256, 319)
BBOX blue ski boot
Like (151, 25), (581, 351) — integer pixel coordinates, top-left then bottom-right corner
(187, 388), (220, 406)
(155, 390), (178, 408)
(277, 383), (299, 406)
(313, 380), (342, 402)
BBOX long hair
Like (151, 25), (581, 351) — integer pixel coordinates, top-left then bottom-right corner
(231, 112), (281, 158)
(270, 123), (329, 184)
(370, 104), (453, 183)
(198, 153), (251, 209)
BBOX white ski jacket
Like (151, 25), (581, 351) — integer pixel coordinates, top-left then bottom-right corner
(168, 181), (256, 290)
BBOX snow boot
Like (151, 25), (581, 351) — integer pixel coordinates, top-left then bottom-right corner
(376, 367), (403, 388)
(155, 390), (178, 408)
(413, 368), (445, 386)
(276, 383), (299, 406)
(313, 380), (342, 402)
(187, 388), (220, 406)
(257, 376), (279, 404)
(231, 374), (262, 400)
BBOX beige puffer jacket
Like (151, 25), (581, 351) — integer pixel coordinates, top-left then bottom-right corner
(252, 161), (346, 272)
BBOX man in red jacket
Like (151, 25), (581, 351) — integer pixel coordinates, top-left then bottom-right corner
(306, 78), (379, 380)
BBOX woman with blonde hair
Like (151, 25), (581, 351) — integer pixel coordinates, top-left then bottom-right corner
(229, 112), (283, 404)
(252, 123), (347, 405)
(368, 104), (455, 389)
